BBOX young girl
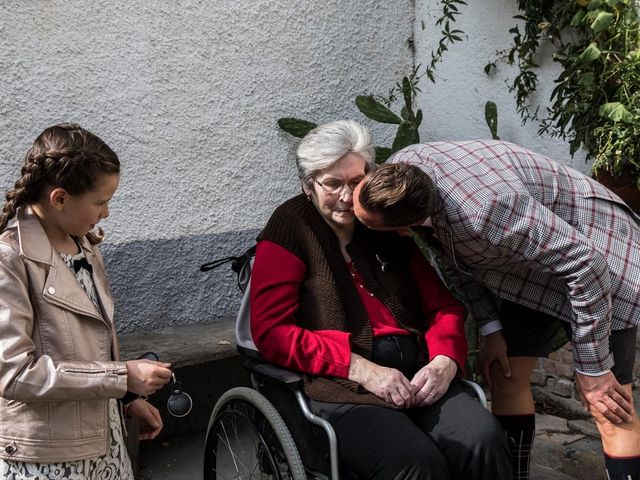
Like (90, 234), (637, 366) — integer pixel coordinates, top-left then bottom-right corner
(0, 124), (173, 479)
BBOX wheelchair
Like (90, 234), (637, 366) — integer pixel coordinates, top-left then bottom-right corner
(201, 247), (487, 480)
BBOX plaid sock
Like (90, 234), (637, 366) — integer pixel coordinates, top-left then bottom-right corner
(495, 414), (535, 480)
(605, 453), (640, 480)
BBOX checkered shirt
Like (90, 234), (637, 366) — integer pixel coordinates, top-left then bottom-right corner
(390, 140), (640, 374)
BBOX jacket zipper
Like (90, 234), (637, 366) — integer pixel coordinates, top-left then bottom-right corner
(60, 368), (125, 375)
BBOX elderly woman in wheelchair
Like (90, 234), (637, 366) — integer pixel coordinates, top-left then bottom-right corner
(244, 120), (513, 480)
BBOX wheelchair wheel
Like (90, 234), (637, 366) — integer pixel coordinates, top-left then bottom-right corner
(204, 387), (307, 480)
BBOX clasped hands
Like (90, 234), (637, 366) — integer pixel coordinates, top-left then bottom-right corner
(349, 353), (458, 409)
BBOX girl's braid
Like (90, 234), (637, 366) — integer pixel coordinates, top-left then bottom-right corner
(0, 149), (76, 233)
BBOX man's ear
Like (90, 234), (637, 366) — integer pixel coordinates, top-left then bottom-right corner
(302, 183), (312, 197)
(48, 188), (69, 210)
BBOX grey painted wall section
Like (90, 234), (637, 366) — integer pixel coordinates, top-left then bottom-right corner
(414, 0), (590, 174)
(1, 1), (414, 333)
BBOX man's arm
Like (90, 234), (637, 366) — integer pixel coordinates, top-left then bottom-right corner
(466, 192), (614, 373)
(467, 192), (633, 419)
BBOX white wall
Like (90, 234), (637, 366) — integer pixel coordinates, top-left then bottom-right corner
(0, 0), (414, 332)
(2, 1), (594, 334)
(414, 0), (590, 174)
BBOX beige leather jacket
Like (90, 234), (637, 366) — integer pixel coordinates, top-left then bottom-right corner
(0, 207), (128, 463)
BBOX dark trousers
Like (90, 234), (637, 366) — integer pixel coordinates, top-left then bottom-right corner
(311, 380), (513, 480)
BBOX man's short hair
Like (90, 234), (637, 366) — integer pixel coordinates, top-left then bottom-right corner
(359, 163), (436, 227)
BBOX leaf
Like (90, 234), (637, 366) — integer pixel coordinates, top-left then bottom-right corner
(355, 96), (402, 124)
(577, 42), (602, 63)
(392, 121), (420, 152)
(484, 101), (500, 140)
(415, 109), (423, 128)
(605, 0), (621, 6)
(590, 11), (615, 33)
(374, 146), (394, 164)
(277, 118), (317, 138)
(598, 102), (633, 122)
(578, 72), (595, 86)
(570, 10), (587, 27)
(588, 0), (603, 11)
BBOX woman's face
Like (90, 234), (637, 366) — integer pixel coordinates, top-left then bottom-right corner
(304, 153), (367, 235)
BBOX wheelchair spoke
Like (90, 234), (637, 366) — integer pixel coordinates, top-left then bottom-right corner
(204, 389), (306, 480)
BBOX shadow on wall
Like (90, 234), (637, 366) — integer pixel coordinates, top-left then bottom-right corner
(102, 228), (259, 335)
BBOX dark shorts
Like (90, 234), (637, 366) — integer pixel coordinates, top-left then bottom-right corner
(500, 301), (637, 385)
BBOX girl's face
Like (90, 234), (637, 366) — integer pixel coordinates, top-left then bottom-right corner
(304, 153), (366, 235)
(57, 174), (120, 237)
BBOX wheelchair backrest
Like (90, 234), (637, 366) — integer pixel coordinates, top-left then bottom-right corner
(200, 245), (259, 355)
(235, 257), (258, 355)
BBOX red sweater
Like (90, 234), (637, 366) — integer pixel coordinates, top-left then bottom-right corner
(250, 240), (467, 379)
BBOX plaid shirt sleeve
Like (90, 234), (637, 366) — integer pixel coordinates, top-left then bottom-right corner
(466, 192), (614, 374)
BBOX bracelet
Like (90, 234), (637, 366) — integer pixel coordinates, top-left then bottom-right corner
(121, 391), (139, 405)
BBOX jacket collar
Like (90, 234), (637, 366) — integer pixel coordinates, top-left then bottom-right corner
(17, 206), (56, 265)
(15, 206), (114, 325)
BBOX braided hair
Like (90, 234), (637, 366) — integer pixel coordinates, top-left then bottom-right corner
(0, 123), (120, 244)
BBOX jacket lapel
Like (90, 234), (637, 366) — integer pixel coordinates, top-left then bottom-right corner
(43, 256), (106, 322)
(17, 207), (108, 324)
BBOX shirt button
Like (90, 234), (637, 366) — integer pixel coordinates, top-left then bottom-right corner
(5, 444), (16, 454)
(47, 287), (56, 295)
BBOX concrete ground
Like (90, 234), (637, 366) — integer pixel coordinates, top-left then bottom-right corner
(138, 412), (604, 480)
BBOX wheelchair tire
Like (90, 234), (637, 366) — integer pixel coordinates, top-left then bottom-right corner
(204, 386), (307, 480)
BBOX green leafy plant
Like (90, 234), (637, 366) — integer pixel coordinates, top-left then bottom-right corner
(278, 1), (468, 163)
(424, 0), (468, 82)
(488, 0), (640, 190)
(278, 72), (423, 164)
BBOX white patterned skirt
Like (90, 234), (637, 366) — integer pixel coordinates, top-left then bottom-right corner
(0, 400), (134, 480)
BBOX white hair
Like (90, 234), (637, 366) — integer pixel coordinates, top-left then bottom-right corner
(296, 120), (376, 184)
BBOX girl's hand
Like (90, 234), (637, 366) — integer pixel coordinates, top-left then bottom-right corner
(348, 353), (415, 408)
(410, 355), (457, 406)
(126, 398), (163, 440)
(126, 360), (172, 396)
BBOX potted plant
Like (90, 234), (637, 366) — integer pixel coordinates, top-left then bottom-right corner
(488, 0), (640, 211)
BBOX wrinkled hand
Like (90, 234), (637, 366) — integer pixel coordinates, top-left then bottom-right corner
(126, 360), (173, 396)
(575, 371), (633, 424)
(411, 355), (457, 406)
(349, 353), (415, 408)
(126, 398), (164, 440)
(478, 331), (511, 388)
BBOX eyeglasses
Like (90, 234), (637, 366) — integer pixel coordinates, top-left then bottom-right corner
(313, 177), (363, 195)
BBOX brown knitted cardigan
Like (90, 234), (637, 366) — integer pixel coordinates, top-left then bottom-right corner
(257, 194), (428, 406)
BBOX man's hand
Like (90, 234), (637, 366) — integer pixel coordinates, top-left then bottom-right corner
(349, 353), (415, 408)
(410, 355), (457, 406)
(478, 331), (511, 388)
(575, 371), (633, 424)
(126, 398), (164, 440)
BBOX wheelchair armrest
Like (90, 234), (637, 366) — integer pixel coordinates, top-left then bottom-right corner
(459, 377), (487, 408)
(244, 357), (304, 387)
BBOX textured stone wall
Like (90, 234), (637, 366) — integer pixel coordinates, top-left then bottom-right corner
(0, 0), (413, 333)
